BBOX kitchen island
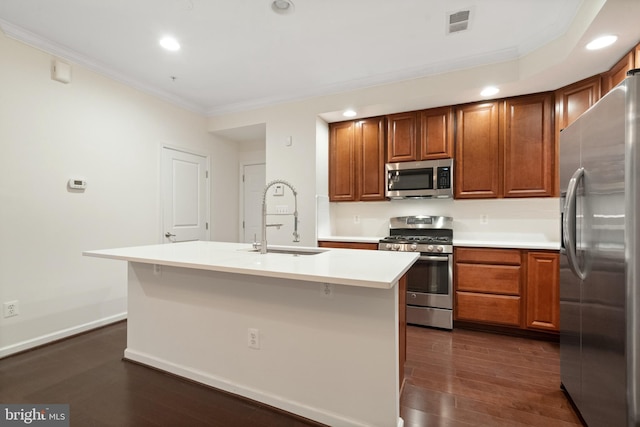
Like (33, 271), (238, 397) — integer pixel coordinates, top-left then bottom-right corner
(84, 241), (418, 427)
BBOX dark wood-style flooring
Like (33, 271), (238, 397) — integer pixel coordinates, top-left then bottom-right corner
(402, 326), (583, 427)
(0, 322), (582, 426)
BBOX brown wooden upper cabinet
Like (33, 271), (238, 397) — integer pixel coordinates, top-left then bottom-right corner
(555, 75), (601, 133)
(454, 101), (500, 198)
(386, 112), (417, 162)
(387, 108), (453, 162)
(636, 42), (640, 68)
(554, 76), (601, 195)
(329, 117), (386, 202)
(418, 106), (454, 159)
(502, 93), (555, 198)
(455, 93), (555, 199)
(602, 50), (635, 94)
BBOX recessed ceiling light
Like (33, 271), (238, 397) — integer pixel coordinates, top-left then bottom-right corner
(343, 109), (357, 117)
(586, 35), (618, 50)
(480, 86), (499, 97)
(271, 0), (295, 15)
(159, 36), (181, 52)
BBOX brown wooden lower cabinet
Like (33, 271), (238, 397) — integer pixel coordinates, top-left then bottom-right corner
(454, 247), (559, 333)
(526, 251), (560, 331)
(317, 240), (378, 250)
(456, 291), (521, 326)
(317, 240), (406, 390)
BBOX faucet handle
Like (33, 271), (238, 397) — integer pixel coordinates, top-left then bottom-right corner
(252, 234), (261, 250)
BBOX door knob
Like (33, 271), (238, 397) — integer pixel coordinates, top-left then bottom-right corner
(165, 232), (175, 238)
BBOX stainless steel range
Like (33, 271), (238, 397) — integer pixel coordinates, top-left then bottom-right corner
(378, 215), (453, 330)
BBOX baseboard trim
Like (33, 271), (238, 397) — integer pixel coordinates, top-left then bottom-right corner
(124, 348), (377, 427)
(0, 313), (127, 359)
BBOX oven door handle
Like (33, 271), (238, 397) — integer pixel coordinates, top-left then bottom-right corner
(418, 255), (450, 262)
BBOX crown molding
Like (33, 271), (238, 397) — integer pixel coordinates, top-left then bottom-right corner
(0, 19), (207, 116)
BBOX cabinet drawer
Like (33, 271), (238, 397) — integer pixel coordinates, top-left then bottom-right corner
(456, 263), (521, 295)
(455, 291), (521, 326)
(455, 247), (521, 265)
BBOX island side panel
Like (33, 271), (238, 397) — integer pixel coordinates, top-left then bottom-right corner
(125, 262), (400, 427)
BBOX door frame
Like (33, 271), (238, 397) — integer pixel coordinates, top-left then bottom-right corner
(160, 143), (211, 243)
(238, 160), (266, 243)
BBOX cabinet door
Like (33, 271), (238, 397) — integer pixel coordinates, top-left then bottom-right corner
(418, 107), (453, 159)
(636, 42), (640, 69)
(526, 251), (560, 332)
(555, 76), (601, 133)
(602, 51), (635, 94)
(454, 102), (500, 198)
(501, 93), (555, 198)
(357, 117), (386, 201)
(555, 76), (601, 196)
(328, 121), (356, 201)
(386, 112), (417, 162)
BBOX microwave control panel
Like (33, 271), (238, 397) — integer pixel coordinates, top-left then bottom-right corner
(436, 167), (451, 189)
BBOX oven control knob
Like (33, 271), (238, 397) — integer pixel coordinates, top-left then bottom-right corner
(385, 243), (392, 250)
(427, 245), (434, 252)
(392, 243), (400, 250)
(437, 246), (444, 252)
(410, 243), (418, 251)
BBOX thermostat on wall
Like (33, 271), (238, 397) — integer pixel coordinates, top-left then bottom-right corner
(68, 178), (87, 190)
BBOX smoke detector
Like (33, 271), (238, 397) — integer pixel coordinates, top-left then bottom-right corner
(447, 9), (471, 34)
(272, 0), (295, 15)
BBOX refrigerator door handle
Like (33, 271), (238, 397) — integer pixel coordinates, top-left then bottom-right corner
(562, 167), (587, 280)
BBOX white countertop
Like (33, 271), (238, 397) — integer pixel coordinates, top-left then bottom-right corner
(453, 232), (560, 250)
(83, 241), (419, 289)
(317, 235), (381, 244)
(317, 233), (560, 250)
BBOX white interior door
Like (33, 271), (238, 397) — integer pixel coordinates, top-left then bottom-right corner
(162, 147), (209, 243)
(242, 163), (265, 243)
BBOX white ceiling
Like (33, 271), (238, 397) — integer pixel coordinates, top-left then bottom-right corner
(0, 0), (639, 125)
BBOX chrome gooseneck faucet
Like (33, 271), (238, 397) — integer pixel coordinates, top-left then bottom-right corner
(254, 179), (299, 254)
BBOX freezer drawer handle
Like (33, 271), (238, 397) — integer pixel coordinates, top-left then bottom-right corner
(562, 167), (587, 280)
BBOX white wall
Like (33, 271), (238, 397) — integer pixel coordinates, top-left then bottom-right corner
(0, 33), (235, 356)
(126, 262), (400, 427)
(328, 198), (560, 243)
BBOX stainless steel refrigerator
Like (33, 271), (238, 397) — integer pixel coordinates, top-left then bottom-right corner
(560, 69), (640, 426)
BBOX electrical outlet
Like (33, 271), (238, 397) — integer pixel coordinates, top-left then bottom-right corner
(248, 328), (260, 349)
(480, 214), (489, 224)
(353, 215), (360, 224)
(3, 300), (19, 318)
(153, 264), (162, 275)
(321, 283), (334, 298)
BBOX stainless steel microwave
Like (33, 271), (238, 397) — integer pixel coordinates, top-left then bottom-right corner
(385, 159), (453, 199)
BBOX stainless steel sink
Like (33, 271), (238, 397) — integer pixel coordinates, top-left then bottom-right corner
(242, 247), (327, 256)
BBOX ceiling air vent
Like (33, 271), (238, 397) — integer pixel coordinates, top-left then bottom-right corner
(447, 9), (471, 34)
